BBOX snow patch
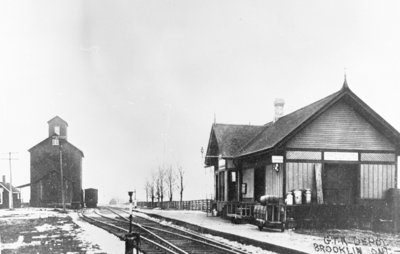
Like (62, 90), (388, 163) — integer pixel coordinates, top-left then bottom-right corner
(0, 235), (41, 250)
(0, 208), (68, 221)
(70, 212), (124, 253)
(35, 223), (56, 232)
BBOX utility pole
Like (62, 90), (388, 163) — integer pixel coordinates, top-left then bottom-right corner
(134, 189), (137, 208)
(52, 136), (66, 212)
(1, 152), (18, 210)
(59, 144), (65, 212)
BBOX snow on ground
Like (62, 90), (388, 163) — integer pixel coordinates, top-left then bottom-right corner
(125, 209), (276, 254)
(112, 204), (275, 253)
(0, 207), (69, 221)
(70, 212), (124, 253)
(0, 208), (123, 253)
(135, 208), (400, 254)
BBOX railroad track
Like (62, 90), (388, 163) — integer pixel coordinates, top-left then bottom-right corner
(79, 209), (173, 253)
(79, 207), (252, 254)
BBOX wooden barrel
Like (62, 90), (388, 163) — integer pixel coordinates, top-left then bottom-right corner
(260, 195), (279, 204)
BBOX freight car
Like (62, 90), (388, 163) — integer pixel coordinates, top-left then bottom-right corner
(84, 188), (98, 208)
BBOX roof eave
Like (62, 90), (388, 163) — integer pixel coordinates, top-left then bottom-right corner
(236, 147), (275, 159)
(345, 90), (400, 145)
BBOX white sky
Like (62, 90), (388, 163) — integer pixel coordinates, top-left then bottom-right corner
(1, 1), (400, 203)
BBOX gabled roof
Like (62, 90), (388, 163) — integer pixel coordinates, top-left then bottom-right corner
(238, 89), (342, 156)
(205, 81), (400, 163)
(238, 83), (400, 157)
(0, 182), (20, 193)
(28, 135), (84, 157)
(213, 124), (265, 157)
(205, 124), (264, 165)
(47, 116), (68, 126)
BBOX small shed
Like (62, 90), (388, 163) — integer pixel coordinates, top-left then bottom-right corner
(0, 176), (21, 209)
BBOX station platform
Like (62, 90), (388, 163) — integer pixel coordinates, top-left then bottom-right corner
(132, 208), (400, 254)
(133, 208), (318, 254)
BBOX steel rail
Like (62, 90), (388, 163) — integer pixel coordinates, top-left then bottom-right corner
(110, 207), (250, 254)
(79, 209), (179, 254)
(94, 209), (189, 254)
(101, 207), (250, 254)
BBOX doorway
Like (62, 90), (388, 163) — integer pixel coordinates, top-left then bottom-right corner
(323, 163), (358, 204)
(254, 167), (266, 202)
(228, 171), (238, 201)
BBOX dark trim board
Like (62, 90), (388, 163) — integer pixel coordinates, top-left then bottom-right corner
(286, 160), (393, 164)
(321, 160), (360, 164)
(285, 159), (323, 163)
(285, 159), (396, 165)
(359, 161), (397, 165)
(282, 162), (286, 198)
(285, 148), (396, 154)
(396, 156), (398, 189)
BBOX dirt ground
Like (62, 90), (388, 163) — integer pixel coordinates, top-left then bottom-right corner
(0, 209), (105, 254)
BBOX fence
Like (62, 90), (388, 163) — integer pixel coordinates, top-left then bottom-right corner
(224, 201), (256, 223)
(137, 199), (212, 212)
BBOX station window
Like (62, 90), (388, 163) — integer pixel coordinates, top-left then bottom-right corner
(231, 171), (236, 182)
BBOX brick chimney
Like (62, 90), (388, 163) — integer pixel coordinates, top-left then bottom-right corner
(274, 98), (285, 122)
(2, 175), (5, 183)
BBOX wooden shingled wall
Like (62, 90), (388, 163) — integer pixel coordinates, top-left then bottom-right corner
(286, 101), (395, 151)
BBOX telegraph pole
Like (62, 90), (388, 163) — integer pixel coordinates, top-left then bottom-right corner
(1, 152), (18, 210)
(52, 136), (66, 212)
(59, 144), (65, 212)
(134, 189), (137, 208)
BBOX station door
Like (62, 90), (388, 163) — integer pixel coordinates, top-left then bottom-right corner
(323, 163), (358, 205)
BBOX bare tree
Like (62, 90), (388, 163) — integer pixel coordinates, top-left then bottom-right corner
(144, 179), (151, 203)
(155, 177), (160, 203)
(158, 166), (166, 204)
(177, 165), (185, 202)
(154, 166), (166, 206)
(166, 165), (176, 202)
(151, 172), (156, 206)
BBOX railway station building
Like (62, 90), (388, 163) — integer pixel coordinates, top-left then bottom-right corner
(29, 116), (84, 208)
(204, 80), (400, 229)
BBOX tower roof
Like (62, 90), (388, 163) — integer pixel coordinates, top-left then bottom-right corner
(47, 116), (68, 126)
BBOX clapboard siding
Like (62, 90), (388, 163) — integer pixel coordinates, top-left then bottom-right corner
(287, 101), (395, 151)
(265, 165), (283, 197)
(360, 164), (395, 199)
(286, 162), (318, 193)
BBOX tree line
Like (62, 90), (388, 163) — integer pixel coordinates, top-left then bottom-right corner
(144, 164), (185, 205)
